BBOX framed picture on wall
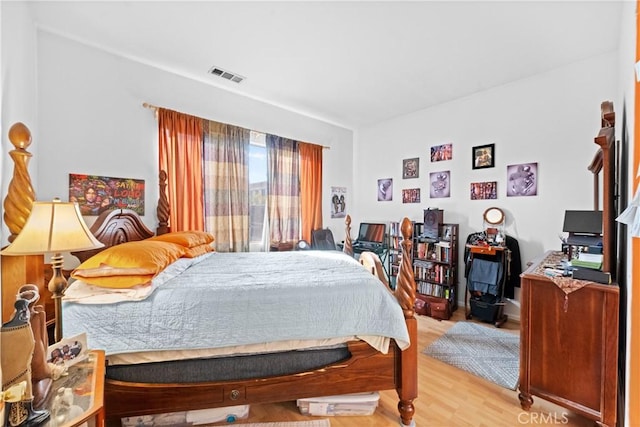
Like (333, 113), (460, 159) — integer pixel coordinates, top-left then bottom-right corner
(402, 158), (419, 179)
(470, 181), (497, 200)
(69, 173), (145, 216)
(507, 162), (538, 197)
(377, 178), (393, 201)
(402, 188), (421, 203)
(472, 143), (495, 169)
(330, 186), (347, 218)
(430, 171), (450, 198)
(430, 143), (453, 162)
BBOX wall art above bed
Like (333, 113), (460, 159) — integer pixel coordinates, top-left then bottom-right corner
(69, 174), (145, 216)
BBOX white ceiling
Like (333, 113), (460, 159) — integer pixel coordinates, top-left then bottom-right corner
(27, 1), (624, 130)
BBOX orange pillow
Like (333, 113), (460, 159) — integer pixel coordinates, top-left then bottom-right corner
(148, 231), (214, 248)
(71, 240), (186, 289)
(182, 243), (214, 258)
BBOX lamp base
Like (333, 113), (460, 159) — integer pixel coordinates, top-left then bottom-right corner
(47, 253), (68, 343)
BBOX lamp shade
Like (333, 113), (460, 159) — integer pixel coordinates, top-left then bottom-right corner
(1, 199), (104, 255)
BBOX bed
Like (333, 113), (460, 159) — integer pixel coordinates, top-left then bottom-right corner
(56, 196), (419, 425)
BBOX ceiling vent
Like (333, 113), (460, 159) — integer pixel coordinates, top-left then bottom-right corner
(208, 66), (245, 84)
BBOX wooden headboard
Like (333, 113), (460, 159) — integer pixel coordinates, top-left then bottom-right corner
(71, 208), (154, 263)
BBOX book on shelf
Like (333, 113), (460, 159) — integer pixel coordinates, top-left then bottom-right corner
(417, 282), (450, 298)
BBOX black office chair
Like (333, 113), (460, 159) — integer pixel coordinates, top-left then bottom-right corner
(311, 228), (337, 250)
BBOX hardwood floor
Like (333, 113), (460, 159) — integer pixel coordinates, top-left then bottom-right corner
(198, 309), (594, 426)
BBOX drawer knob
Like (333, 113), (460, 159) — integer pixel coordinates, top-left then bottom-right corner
(229, 389), (240, 400)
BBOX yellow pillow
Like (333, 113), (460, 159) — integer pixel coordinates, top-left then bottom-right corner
(182, 243), (214, 258)
(148, 231), (215, 248)
(71, 240), (186, 289)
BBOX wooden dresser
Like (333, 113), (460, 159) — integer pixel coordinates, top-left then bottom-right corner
(519, 251), (619, 427)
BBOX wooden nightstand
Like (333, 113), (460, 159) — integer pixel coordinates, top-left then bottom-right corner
(42, 349), (105, 427)
(270, 241), (294, 251)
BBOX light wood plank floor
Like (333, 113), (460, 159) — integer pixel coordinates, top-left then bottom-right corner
(198, 309), (593, 426)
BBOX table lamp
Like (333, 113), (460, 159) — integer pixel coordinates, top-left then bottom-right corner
(1, 198), (104, 341)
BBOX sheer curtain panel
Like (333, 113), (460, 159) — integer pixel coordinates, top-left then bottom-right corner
(267, 135), (300, 244)
(203, 121), (250, 252)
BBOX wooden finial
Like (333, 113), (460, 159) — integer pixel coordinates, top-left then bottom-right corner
(8, 122), (32, 150)
(157, 170), (170, 235)
(4, 122), (36, 242)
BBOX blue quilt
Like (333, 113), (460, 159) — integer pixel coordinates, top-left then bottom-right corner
(63, 251), (410, 356)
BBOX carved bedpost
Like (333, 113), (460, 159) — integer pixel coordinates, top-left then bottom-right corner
(157, 170), (170, 235)
(396, 217), (417, 426)
(343, 215), (353, 256)
(3, 122), (36, 242)
(1, 122), (45, 326)
(396, 218), (417, 317)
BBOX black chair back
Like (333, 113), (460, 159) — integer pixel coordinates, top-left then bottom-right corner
(311, 229), (337, 250)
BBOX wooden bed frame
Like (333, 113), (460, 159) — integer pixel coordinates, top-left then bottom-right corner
(0, 126), (417, 424)
(66, 203), (419, 425)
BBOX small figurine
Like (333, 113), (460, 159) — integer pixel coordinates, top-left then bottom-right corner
(1, 298), (50, 426)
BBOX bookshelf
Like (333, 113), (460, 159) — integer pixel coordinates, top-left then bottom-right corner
(413, 223), (458, 315)
(388, 221), (422, 289)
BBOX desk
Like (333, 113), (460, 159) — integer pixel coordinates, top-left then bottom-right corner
(42, 349), (105, 427)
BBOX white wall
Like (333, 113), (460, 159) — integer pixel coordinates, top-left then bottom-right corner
(1, 2), (38, 243)
(31, 30), (353, 246)
(354, 53), (619, 318)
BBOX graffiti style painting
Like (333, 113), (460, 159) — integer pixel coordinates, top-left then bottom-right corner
(69, 174), (145, 216)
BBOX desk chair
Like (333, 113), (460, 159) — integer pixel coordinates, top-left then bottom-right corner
(359, 251), (389, 288)
(311, 228), (337, 250)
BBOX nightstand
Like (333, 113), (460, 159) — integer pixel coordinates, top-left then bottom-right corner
(42, 349), (105, 427)
(270, 241), (294, 251)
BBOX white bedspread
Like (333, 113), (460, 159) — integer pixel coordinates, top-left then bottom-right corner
(62, 251), (410, 358)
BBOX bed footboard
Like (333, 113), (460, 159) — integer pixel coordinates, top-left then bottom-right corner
(104, 340), (398, 420)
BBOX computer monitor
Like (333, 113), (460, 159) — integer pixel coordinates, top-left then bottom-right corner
(562, 210), (603, 235)
(357, 223), (386, 244)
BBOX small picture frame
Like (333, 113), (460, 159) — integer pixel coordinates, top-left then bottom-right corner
(402, 158), (419, 179)
(507, 162), (538, 197)
(47, 332), (88, 369)
(470, 181), (498, 200)
(430, 171), (451, 198)
(430, 143), (453, 162)
(402, 188), (421, 203)
(472, 144), (495, 170)
(377, 178), (393, 201)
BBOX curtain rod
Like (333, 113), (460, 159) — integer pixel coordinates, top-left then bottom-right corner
(142, 102), (330, 150)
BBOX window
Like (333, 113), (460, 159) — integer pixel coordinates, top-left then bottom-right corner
(249, 131), (267, 250)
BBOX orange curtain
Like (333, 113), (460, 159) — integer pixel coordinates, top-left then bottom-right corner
(158, 108), (204, 231)
(629, 1), (640, 423)
(299, 142), (323, 243)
